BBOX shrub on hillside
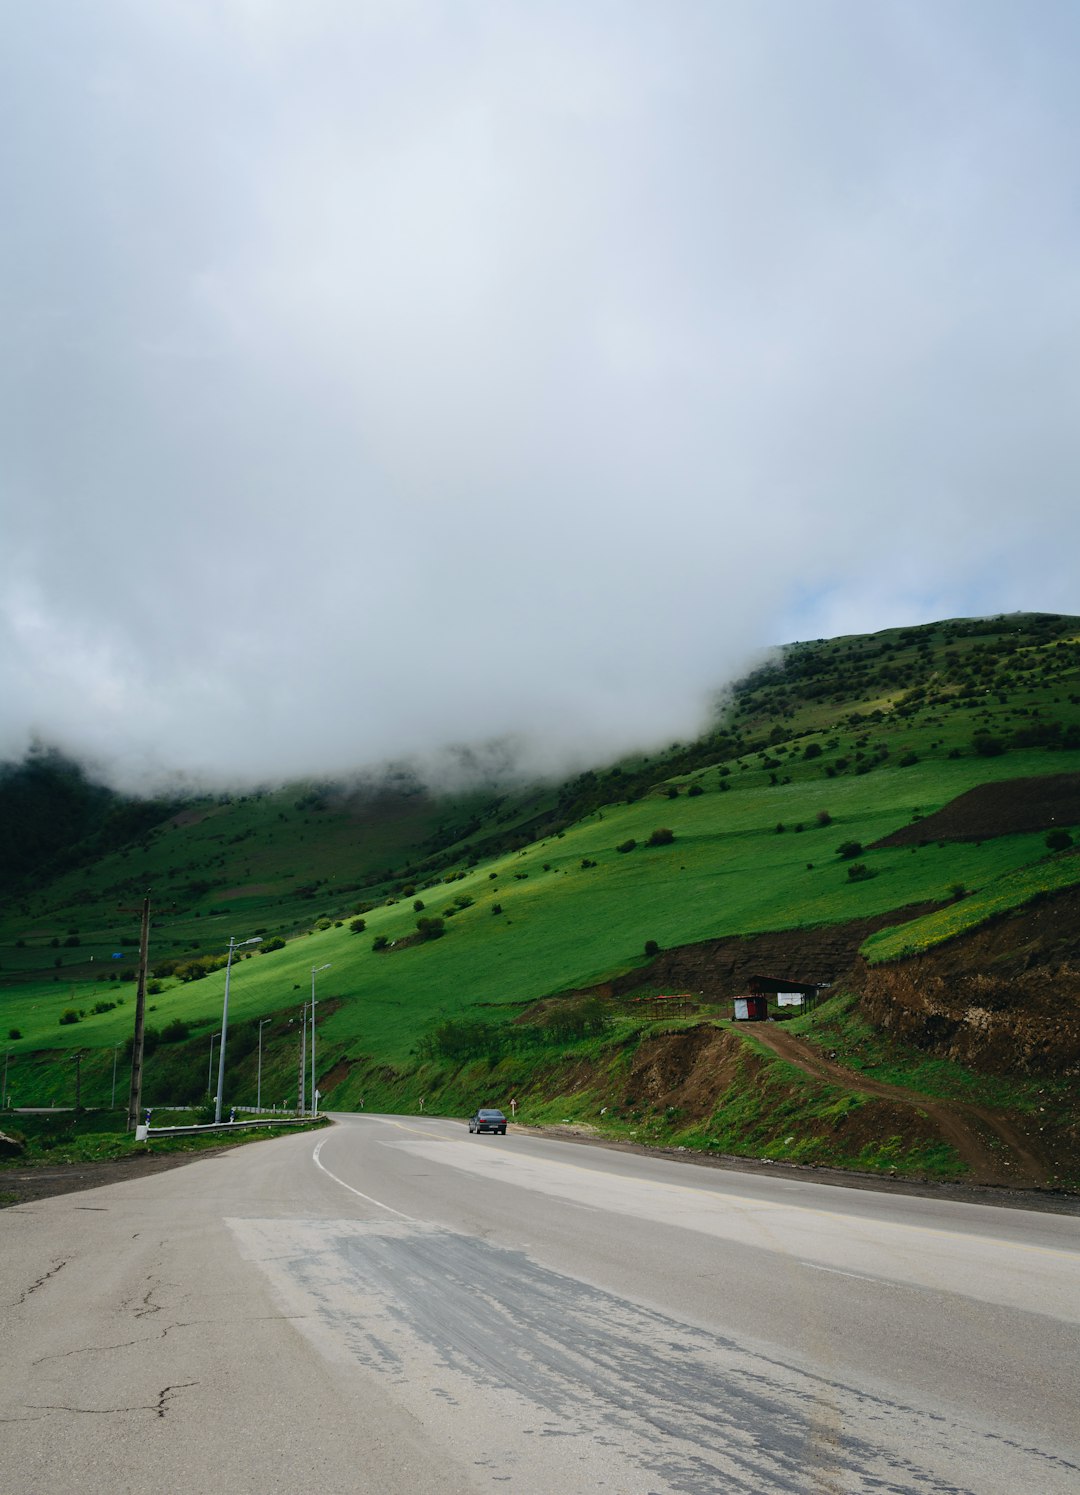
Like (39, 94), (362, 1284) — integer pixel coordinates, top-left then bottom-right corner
(161, 1018), (190, 1043)
(836, 841), (863, 859)
(372, 935), (388, 951)
(349, 918), (367, 934)
(973, 733), (1006, 757)
(8, 1028), (21, 1040)
(616, 839), (637, 853)
(416, 917), (445, 941)
(413, 899), (425, 912)
(580, 858), (597, 869)
(646, 828), (675, 846)
(644, 939), (660, 957)
(259, 937), (286, 953)
(59, 1009), (79, 1025)
(816, 810), (832, 827)
(687, 783), (704, 797)
(666, 786), (679, 798)
(898, 752), (919, 767)
(802, 742), (822, 760)
(847, 863), (875, 882)
(491, 903), (502, 915)
(1046, 829), (1073, 852)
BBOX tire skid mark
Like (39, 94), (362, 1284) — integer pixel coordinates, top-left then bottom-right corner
(231, 1217), (1077, 1495)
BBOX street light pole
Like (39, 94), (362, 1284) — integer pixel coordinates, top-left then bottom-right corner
(215, 935), (262, 1122)
(111, 1044), (120, 1108)
(208, 1032), (220, 1095)
(310, 964), (330, 1118)
(256, 1017), (271, 1111)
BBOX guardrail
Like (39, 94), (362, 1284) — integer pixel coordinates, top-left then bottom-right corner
(135, 1115), (322, 1141)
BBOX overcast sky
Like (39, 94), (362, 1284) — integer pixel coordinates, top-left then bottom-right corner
(2, 2), (1079, 791)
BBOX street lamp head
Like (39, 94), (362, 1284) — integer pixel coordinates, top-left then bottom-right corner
(312, 962), (331, 974)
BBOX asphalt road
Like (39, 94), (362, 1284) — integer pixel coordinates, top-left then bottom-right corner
(2, 1113), (1078, 1494)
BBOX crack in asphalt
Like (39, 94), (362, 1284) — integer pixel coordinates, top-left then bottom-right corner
(134, 1281), (168, 1318)
(24, 1383), (198, 1421)
(14, 1259), (67, 1305)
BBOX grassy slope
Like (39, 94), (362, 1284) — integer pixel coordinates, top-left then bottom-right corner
(3, 613), (1080, 1145)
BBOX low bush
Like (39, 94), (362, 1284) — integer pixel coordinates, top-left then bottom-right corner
(836, 840), (863, 859)
(59, 1009), (79, 1025)
(646, 828), (674, 847)
(616, 839), (637, 854)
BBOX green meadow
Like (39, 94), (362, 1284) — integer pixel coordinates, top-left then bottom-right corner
(3, 612), (1080, 1120)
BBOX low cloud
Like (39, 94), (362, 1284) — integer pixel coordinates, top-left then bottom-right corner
(2, 3), (1078, 791)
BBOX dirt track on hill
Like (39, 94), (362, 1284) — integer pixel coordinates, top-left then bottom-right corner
(741, 1023), (1051, 1188)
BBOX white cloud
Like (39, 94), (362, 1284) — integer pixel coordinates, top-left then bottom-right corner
(1, 1), (1078, 790)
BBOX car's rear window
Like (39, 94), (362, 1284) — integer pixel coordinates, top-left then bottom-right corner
(479, 1110), (505, 1117)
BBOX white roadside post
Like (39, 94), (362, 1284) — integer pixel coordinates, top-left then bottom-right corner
(310, 964), (330, 1117)
(215, 935), (262, 1123)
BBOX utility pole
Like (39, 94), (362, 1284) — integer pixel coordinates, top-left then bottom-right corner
(256, 1017), (271, 1111)
(215, 935), (261, 1122)
(310, 964), (330, 1119)
(124, 892), (152, 1131)
(2, 1049), (10, 1109)
(298, 1005), (306, 1116)
(73, 1050), (83, 1112)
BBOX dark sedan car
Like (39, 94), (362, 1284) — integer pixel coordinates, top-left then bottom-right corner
(468, 1108), (507, 1134)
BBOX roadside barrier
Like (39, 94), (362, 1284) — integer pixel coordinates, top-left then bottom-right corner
(135, 1116), (321, 1141)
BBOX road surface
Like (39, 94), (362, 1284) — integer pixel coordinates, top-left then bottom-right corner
(2, 1113), (1078, 1493)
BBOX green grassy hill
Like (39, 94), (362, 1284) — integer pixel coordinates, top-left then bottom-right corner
(3, 611), (1080, 1185)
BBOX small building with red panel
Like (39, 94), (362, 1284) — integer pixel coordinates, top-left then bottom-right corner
(732, 994), (769, 1021)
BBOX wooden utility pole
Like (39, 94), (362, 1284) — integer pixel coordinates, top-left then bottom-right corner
(123, 893), (152, 1130)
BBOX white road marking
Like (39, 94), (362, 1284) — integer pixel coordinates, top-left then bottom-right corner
(800, 1262), (880, 1284)
(312, 1136), (416, 1221)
